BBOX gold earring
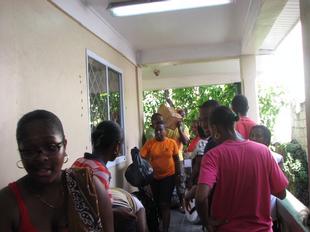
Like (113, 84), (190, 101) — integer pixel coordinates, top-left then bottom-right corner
(16, 160), (24, 169)
(214, 133), (220, 140)
(64, 154), (69, 164)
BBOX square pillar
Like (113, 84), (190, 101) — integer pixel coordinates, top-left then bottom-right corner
(240, 55), (259, 122)
(300, 0), (310, 203)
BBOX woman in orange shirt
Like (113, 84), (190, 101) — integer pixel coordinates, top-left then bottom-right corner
(141, 120), (180, 232)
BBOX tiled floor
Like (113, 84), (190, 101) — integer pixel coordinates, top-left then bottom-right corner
(170, 209), (203, 232)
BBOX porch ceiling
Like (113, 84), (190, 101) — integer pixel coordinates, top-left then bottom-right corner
(52, 0), (291, 65)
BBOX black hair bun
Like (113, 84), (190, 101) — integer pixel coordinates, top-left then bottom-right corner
(233, 113), (239, 122)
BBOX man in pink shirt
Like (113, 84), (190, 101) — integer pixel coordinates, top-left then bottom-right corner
(232, 94), (256, 139)
(196, 106), (288, 232)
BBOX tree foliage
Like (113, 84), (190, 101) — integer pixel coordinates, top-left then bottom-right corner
(143, 84), (239, 128)
(258, 85), (287, 133)
(275, 140), (309, 206)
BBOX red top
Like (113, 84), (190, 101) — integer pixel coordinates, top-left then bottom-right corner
(8, 182), (38, 232)
(235, 116), (256, 139)
(186, 136), (201, 152)
(199, 140), (288, 232)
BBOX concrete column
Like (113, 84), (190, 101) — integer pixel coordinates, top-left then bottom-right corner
(300, 0), (310, 202)
(239, 55), (259, 122)
(136, 66), (144, 147)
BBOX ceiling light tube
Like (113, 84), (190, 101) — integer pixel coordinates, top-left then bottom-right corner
(109, 0), (232, 17)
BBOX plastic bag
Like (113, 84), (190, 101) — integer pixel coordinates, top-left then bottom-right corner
(125, 147), (154, 187)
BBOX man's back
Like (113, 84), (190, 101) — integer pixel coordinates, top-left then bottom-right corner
(199, 140), (288, 231)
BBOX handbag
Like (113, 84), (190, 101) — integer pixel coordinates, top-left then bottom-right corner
(125, 147), (154, 187)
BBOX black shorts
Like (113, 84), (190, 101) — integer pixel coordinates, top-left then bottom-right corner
(151, 175), (175, 205)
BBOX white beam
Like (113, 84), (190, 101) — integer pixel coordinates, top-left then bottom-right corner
(143, 73), (240, 91)
(137, 42), (241, 65)
(49, 0), (137, 64)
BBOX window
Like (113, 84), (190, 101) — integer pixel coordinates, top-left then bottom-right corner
(86, 50), (125, 166)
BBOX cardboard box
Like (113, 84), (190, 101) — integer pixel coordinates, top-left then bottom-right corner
(158, 104), (182, 130)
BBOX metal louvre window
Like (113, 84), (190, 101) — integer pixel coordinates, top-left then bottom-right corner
(87, 51), (125, 160)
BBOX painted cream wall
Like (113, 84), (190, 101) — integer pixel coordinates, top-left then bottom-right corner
(0, 0), (141, 188)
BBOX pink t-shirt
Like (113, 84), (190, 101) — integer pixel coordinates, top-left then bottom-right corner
(235, 116), (256, 139)
(199, 140), (288, 232)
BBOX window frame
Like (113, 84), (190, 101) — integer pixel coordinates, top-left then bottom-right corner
(86, 49), (126, 168)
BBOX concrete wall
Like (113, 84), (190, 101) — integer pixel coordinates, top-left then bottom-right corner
(0, 0), (141, 188)
(291, 102), (308, 153)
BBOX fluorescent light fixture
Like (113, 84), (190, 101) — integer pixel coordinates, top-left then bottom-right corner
(109, 0), (232, 17)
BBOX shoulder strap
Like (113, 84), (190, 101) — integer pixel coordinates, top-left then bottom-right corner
(8, 182), (38, 232)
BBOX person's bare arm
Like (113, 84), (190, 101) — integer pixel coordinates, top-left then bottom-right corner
(136, 208), (148, 232)
(164, 89), (175, 108)
(93, 177), (114, 232)
(177, 122), (190, 145)
(191, 156), (202, 184)
(173, 155), (180, 175)
(196, 184), (227, 231)
(195, 184), (211, 226)
(173, 155), (181, 187)
(273, 189), (286, 200)
(0, 187), (19, 232)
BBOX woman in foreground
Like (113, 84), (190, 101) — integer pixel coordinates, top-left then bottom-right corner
(0, 109), (113, 232)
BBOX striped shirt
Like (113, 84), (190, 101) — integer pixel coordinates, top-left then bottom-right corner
(72, 153), (112, 199)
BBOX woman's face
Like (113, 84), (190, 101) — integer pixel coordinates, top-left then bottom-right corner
(18, 120), (67, 184)
(154, 124), (166, 141)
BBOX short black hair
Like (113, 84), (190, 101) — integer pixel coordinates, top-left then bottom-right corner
(16, 110), (64, 142)
(209, 106), (238, 130)
(91, 121), (123, 152)
(199, 99), (220, 110)
(231, 94), (249, 115)
(151, 113), (163, 121)
(250, 125), (271, 146)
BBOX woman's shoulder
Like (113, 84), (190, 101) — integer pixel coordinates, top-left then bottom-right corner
(0, 183), (20, 230)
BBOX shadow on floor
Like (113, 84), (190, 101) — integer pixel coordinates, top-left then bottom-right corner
(170, 209), (203, 232)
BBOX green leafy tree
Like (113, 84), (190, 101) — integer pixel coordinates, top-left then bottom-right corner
(276, 140), (309, 206)
(258, 85), (287, 133)
(143, 83), (239, 128)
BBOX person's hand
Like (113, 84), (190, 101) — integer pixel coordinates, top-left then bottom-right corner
(185, 198), (193, 212)
(206, 217), (229, 232)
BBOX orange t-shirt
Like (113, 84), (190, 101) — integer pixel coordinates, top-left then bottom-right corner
(140, 138), (179, 180)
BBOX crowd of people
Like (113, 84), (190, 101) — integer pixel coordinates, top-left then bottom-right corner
(0, 93), (291, 232)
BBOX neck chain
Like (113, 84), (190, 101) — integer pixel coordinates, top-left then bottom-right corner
(33, 185), (65, 209)
(34, 194), (57, 209)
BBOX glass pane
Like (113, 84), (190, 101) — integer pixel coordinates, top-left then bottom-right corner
(88, 57), (108, 129)
(108, 68), (122, 127)
(108, 68), (124, 156)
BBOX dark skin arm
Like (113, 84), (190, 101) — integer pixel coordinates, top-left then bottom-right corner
(196, 184), (228, 232)
(273, 189), (286, 200)
(93, 176), (114, 232)
(0, 187), (19, 232)
(173, 155), (181, 185)
(177, 121), (190, 145)
(191, 156), (202, 185)
(164, 90), (175, 108)
(173, 155), (181, 175)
